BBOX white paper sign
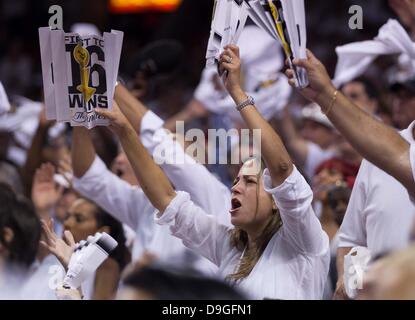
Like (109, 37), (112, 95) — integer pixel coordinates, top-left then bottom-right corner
(0, 81), (10, 116)
(206, 0), (249, 66)
(246, 0), (309, 88)
(39, 27), (123, 129)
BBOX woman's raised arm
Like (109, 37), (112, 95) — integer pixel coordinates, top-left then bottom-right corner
(219, 45), (293, 187)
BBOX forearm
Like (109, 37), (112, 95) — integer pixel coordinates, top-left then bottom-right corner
(117, 125), (176, 212)
(275, 108), (308, 167)
(336, 246), (352, 281)
(22, 125), (49, 196)
(316, 89), (414, 193)
(164, 99), (209, 133)
(114, 84), (148, 133)
(231, 88), (293, 186)
(71, 127), (96, 178)
(163, 108), (194, 133)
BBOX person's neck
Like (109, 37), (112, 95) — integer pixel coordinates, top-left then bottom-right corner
(320, 204), (339, 241)
(245, 224), (267, 249)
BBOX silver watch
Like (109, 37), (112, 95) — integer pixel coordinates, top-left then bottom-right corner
(236, 96), (255, 111)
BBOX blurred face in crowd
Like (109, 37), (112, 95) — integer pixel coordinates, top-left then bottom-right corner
(111, 150), (138, 186)
(313, 167), (344, 202)
(327, 186), (351, 226)
(63, 199), (105, 243)
(54, 190), (78, 223)
(342, 81), (378, 115)
(300, 120), (334, 149)
(392, 89), (415, 129)
(42, 135), (70, 168)
(230, 159), (274, 233)
(334, 136), (362, 165)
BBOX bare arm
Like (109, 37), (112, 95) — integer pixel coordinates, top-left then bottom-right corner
(96, 103), (176, 212)
(333, 246), (352, 300)
(71, 127), (96, 178)
(286, 50), (415, 195)
(274, 108), (308, 168)
(114, 84), (147, 133)
(92, 258), (120, 300)
(22, 109), (53, 196)
(220, 45), (293, 186)
(163, 99), (209, 133)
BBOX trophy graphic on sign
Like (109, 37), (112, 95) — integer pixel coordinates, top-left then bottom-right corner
(73, 41), (96, 108)
(39, 27), (123, 128)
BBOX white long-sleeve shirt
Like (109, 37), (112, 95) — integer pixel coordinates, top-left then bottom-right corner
(338, 122), (415, 256)
(73, 111), (231, 274)
(155, 167), (330, 300)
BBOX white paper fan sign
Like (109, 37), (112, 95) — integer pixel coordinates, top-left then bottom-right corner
(245, 0), (309, 88)
(206, 0), (249, 66)
(0, 81), (10, 116)
(39, 27), (123, 129)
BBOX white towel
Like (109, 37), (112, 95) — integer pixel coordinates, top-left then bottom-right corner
(333, 19), (415, 88)
(343, 246), (372, 299)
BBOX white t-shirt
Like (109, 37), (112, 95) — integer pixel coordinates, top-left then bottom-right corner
(72, 111), (231, 275)
(19, 255), (65, 300)
(155, 167), (330, 300)
(338, 122), (415, 256)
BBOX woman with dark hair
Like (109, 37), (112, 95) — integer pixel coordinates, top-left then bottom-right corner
(0, 183), (42, 298)
(118, 262), (247, 300)
(95, 45), (330, 300)
(46, 197), (130, 300)
(0, 183), (41, 268)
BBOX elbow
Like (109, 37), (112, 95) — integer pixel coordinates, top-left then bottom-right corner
(157, 190), (177, 213)
(277, 160), (293, 175)
(269, 160), (293, 186)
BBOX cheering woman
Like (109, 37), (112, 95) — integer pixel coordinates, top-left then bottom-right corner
(96, 45), (329, 300)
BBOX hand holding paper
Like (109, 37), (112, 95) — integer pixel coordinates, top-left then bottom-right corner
(39, 27), (123, 129)
(246, 0), (309, 88)
(286, 49), (336, 104)
(206, 0), (249, 66)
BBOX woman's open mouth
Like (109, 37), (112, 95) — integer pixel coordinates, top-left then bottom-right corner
(230, 198), (242, 214)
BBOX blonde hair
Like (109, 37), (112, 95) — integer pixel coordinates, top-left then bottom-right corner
(227, 159), (282, 282)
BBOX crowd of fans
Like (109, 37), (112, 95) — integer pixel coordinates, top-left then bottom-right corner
(1, 0), (415, 300)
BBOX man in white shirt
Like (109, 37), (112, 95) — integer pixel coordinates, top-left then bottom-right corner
(335, 121), (415, 299)
(71, 84), (231, 274)
(286, 49), (415, 199)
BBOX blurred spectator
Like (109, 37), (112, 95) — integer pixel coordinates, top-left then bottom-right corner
(118, 262), (246, 300)
(276, 103), (337, 180)
(62, 198), (130, 299)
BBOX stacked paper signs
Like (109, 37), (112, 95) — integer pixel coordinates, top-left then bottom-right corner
(206, 0), (249, 66)
(39, 27), (123, 129)
(245, 0), (308, 88)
